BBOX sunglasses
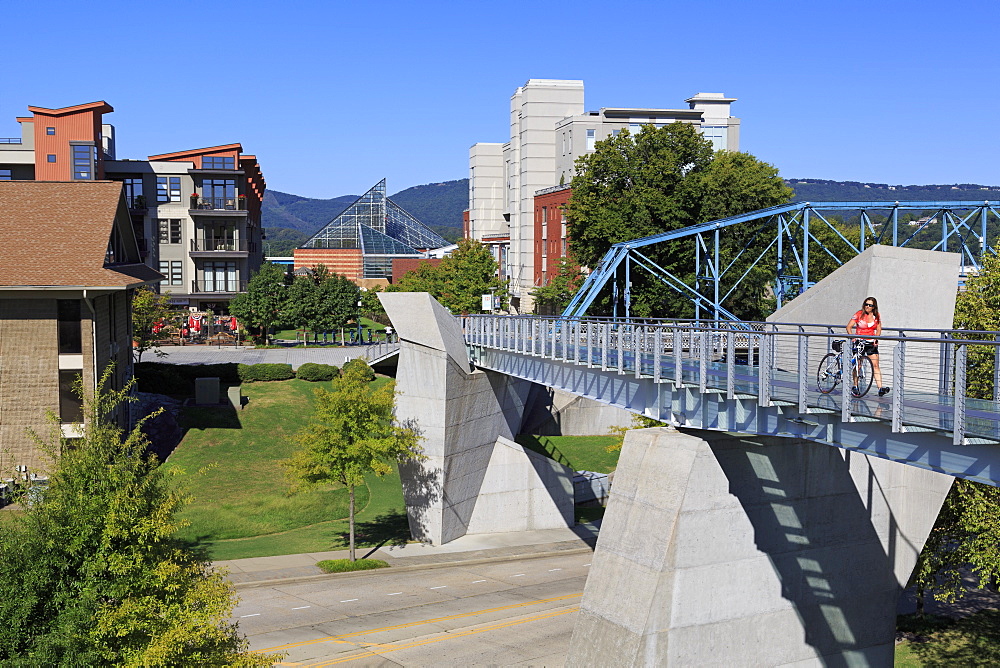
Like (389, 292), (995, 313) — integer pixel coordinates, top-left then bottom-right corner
(864, 303), (875, 307)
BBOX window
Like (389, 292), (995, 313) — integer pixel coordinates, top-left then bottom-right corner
(71, 144), (96, 180)
(700, 125), (727, 151)
(586, 129), (596, 151)
(158, 261), (183, 286)
(47, 154), (56, 163)
(203, 261), (238, 291)
(158, 219), (182, 244)
(202, 156), (235, 169)
(156, 176), (181, 202)
(0, 169), (10, 180)
(124, 177), (143, 207)
(59, 370), (84, 423)
(46, 127), (55, 135)
(57, 299), (82, 354)
(568, 131), (572, 154)
(202, 179), (236, 209)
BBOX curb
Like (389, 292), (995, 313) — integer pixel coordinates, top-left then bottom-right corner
(230, 545), (595, 590)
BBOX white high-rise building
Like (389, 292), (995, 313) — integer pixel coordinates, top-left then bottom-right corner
(468, 79), (740, 313)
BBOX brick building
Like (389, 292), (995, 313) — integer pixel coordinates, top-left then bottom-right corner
(0, 181), (162, 470)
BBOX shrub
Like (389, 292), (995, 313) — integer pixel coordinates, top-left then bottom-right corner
(341, 358), (375, 382)
(237, 363), (295, 382)
(296, 363), (339, 382)
(316, 559), (389, 574)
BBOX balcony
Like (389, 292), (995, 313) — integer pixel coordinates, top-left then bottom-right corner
(189, 196), (247, 216)
(127, 195), (148, 213)
(189, 239), (249, 258)
(191, 279), (246, 294)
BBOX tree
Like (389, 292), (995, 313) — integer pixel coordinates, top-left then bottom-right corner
(131, 286), (173, 362)
(391, 239), (508, 314)
(0, 369), (278, 665)
(909, 253), (1000, 609)
(287, 361), (422, 561)
(282, 265), (360, 341)
(532, 256), (587, 315)
(567, 123), (792, 319)
(229, 262), (287, 344)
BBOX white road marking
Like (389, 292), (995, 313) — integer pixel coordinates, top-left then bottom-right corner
(387, 592), (403, 595)
(548, 568), (562, 571)
(511, 574), (525, 577)
(240, 613), (260, 618)
(340, 599), (359, 603)
(429, 586), (447, 589)
(291, 606), (311, 610)
(584, 563), (591, 566)
(472, 580), (486, 583)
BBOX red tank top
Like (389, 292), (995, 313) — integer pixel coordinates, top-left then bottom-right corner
(850, 310), (880, 336)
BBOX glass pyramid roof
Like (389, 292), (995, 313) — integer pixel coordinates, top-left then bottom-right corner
(302, 179), (448, 253)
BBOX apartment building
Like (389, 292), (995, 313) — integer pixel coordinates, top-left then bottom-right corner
(0, 181), (161, 470)
(0, 101), (265, 313)
(467, 79), (740, 312)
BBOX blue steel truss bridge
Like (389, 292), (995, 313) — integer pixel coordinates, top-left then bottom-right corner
(463, 315), (1000, 487)
(562, 200), (1000, 321)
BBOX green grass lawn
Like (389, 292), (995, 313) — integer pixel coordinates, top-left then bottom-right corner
(515, 434), (621, 474)
(165, 377), (410, 561)
(894, 611), (1000, 666)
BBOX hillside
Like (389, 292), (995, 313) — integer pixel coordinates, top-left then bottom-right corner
(261, 177), (1000, 256)
(788, 179), (1000, 203)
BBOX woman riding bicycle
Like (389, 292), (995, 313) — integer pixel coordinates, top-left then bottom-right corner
(847, 296), (890, 397)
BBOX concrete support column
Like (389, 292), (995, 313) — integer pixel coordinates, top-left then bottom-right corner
(380, 293), (573, 545)
(568, 427), (952, 667)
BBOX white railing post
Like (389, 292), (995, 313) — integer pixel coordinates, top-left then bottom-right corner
(654, 327), (662, 383)
(954, 343), (966, 446)
(758, 330), (772, 407)
(617, 324), (625, 374)
(674, 328), (683, 389)
(726, 329), (735, 400)
(699, 329), (708, 394)
(892, 339), (905, 433)
(797, 328), (808, 413)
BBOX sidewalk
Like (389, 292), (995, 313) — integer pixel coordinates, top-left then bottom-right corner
(216, 522), (600, 588)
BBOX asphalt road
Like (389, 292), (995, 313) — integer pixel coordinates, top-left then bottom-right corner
(237, 552), (592, 666)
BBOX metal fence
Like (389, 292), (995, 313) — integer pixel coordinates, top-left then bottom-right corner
(462, 316), (1000, 446)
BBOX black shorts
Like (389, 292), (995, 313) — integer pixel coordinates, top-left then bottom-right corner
(862, 341), (878, 356)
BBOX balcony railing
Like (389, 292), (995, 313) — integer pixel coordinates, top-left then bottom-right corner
(0, 138), (22, 144)
(191, 280), (246, 293)
(190, 196), (246, 211)
(191, 239), (247, 252)
(127, 195), (148, 210)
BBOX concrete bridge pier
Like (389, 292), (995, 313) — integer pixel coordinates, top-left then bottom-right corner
(379, 292), (575, 545)
(568, 427), (952, 667)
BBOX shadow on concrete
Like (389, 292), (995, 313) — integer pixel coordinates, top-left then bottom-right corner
(398, 457), (442, 544)
(702, 430), (901, 663)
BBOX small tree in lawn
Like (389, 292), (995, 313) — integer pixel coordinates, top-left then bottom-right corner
(131, 286), (173, 362)
(287, 361), (422, 560)
(229, 262), (287, 344)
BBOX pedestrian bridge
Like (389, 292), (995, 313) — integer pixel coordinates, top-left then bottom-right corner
(462, 314), (1000, 486)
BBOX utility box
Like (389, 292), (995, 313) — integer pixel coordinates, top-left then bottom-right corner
(574, 470), (610, 506)
(194, 377), (220, 405)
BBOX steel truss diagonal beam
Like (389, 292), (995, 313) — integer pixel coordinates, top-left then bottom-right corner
(562, 201), (1000, 320)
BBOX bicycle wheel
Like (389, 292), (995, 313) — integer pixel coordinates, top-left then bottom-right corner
(853, 355), (874, 397)
(817, 353), (840, 394)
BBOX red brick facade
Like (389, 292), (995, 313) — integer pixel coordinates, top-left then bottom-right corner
(533, 186), (573, 286)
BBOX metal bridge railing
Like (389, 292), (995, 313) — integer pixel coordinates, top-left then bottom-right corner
(461, 316), (1000, 446)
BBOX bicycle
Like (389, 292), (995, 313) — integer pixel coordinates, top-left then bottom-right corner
(816, 339), (875, 397)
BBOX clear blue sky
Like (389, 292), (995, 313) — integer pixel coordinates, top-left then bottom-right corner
(2, 0), (996, 199)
